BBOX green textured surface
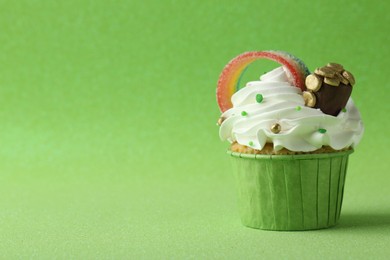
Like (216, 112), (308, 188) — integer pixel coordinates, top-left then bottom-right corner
(0, 0), (389, 258)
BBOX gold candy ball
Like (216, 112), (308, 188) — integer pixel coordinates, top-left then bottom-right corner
(217, 117), (225, 126)
(271, 123), (281, 134)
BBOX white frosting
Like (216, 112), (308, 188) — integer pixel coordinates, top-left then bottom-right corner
(219, 67), (364, 152)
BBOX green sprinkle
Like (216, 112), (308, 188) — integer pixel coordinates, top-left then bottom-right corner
(318, 128), (327, 134)
(249, 141), (254, 146)
(342, 108), (347, 112)
(296, 106), (302, 111)
(241, 111), (248, 116)
(256, 94), (263, 103)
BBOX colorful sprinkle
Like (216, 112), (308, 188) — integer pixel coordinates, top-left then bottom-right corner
(256, 94), (264, 103)
(296, 106), (302, 111)
(318, 128), (327, 134)
(249, 141), (254, 146)
(241, 111), (248, 116)
(342, 108), (347, 112)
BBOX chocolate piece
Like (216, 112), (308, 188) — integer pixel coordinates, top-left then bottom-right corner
(270, 123), (281, 134)
(305, 74), (322, 92)
(305, 63), (355, 116)
(303, 91), (316, 107)
(313, 82), (352, 116)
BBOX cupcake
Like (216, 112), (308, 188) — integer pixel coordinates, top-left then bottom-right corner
(216, 51), (364, 230)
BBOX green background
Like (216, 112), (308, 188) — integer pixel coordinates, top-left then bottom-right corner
(0, 0), (389, 258)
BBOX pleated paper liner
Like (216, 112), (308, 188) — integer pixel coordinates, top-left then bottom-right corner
(229, 149), (353, 231)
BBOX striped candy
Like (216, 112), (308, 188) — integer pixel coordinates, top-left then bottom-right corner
(216, 51), (310, 112)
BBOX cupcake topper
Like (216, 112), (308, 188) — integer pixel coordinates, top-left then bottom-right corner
(216, 51), (310, 112)
(303, 63), (355, 116)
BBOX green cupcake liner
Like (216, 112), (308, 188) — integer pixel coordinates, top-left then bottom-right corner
(228, 149), (353, 231)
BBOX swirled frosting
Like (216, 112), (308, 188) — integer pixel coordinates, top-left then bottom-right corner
(219, 67), (364, 152)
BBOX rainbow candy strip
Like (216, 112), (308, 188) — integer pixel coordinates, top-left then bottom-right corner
(216, 50), (310, 112)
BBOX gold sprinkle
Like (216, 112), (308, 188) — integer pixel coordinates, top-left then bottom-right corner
(314, 67), (336, 78)
(270, 123), (281, 134)
(342, 70), (355, 86)
(324, 76), (340, 86)
(336, 72), (349, 85)
(303, 91), (316, 107)
(217, 117), (225, 126)
(326, 63), (344, 72)
(305, 74), (322, 92)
